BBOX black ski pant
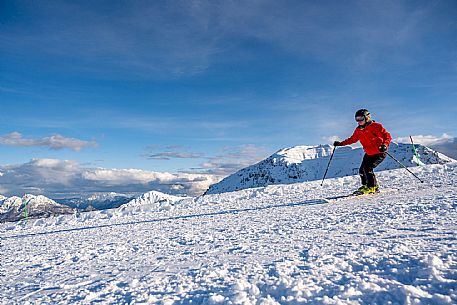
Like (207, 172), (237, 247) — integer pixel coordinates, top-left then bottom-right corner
(359, 153), (387, 187)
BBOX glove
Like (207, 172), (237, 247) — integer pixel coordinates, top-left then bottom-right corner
(333, 141), (342, 146)
(379, 144), (387, 152)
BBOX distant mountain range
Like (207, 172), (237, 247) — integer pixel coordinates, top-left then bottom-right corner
(205, 142), (456, 194)
(56, 192), (135, 210)
(0, 191), (185, 223)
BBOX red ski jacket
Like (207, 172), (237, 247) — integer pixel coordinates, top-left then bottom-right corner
(340, 121), (392, 155)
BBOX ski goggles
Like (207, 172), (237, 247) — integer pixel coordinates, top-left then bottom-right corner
(355, 116), (366, 122)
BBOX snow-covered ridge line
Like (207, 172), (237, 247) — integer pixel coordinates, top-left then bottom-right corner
(206, 142), (455, 194)
(0, 190), (186, 223)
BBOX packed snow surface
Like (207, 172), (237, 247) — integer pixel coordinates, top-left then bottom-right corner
(1, 163), (456, 304)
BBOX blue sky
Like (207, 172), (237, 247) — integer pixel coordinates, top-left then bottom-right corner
(1, 0), (456, 197)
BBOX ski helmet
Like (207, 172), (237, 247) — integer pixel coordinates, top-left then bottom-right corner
(355, 109), (370, 117)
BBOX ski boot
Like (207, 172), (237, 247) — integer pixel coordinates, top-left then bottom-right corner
(353, 185), (379, 195)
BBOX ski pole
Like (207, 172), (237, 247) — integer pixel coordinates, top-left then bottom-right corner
(410, 136), (421, 165)
(23, 196), (29, 224)
(385, 151), (424, 183)
(321, 146), (337, 186)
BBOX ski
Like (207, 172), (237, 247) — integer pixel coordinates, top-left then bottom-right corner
(323, 189), (395, 203)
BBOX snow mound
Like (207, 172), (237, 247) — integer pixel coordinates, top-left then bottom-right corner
(118, 190), (190, 215)
(206, 142), (455, 194)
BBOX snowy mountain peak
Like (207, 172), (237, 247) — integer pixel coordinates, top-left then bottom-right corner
(23, 194), (64, 207)
(0, 196), (23, 212)
(124, 190), (186, 208)
(115, 190), (190, 215)
(206, 142), (455, 194)
(0, 194), (75, 222)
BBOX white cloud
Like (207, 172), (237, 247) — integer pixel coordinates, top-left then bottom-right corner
(395, 133), (453, 146)
(0, 144), (270, 198)
(323, 135), (341, 144)
(81, 168), (176, 184)
(395, 134), (457, 159)
(0, 132), (97, 151)
(0, 158), (220, 198)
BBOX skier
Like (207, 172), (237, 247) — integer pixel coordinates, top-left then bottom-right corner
(333, 109), (392, 195)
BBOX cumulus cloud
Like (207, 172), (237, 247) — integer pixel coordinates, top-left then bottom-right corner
(0, 132), (97, 151)
(0, 144), (274, 198)
(395, 133), (452, 146)
(395, 134), (457, 159)
(0, 159), (220, 198)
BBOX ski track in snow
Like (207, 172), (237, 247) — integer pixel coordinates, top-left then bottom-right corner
(1, 164), (457, 304)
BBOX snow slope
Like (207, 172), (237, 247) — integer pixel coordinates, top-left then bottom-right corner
(206, 143), (455, 194)
(1, 163), (456, 304)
